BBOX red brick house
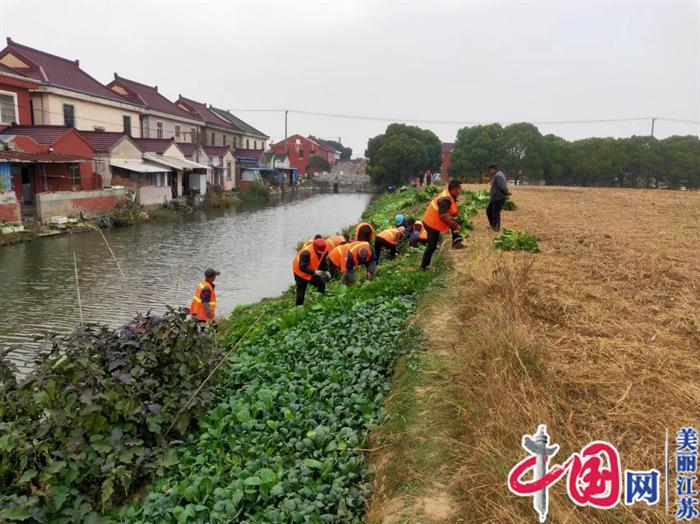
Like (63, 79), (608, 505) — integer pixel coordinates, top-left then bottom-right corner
(270, 134), (338, 175)
(441, 142), (454, 176)
(0, 125), (95, 204)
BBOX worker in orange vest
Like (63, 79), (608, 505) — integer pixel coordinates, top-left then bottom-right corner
(375, 226), (405, 261)
(410, 221), (428, 246)
(293, 237), (331, 306)
(325, 233), (348, 251)
(354, 222), (375, 242)
(190, 268), (220, 322)
(420, 179), (465, 269)
(328, 240), (376, 284)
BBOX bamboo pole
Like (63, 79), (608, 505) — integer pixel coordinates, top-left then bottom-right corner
(172, 256), (183, 308)
(92, 225), (136, 315)
(73, 251), (84, 327)
(162, 311), (265, 440)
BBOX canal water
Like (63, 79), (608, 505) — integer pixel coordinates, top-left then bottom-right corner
(0, 191), (372, 373)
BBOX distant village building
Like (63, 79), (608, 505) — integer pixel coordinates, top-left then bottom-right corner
(0, 39), (143, 136)
(210, 107), (269, 151)
(270, 134), (339, 175)
(175, 96), (237, 149)
(331, 158), (366, 177)
(441, 142), (454, 176)
(107, 74), (204, 143)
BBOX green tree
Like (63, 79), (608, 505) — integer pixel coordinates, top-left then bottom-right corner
(367, 134), (427, 187)
(502, 122), (545, 182)
(541, 134), (571, 185)
(659, 135), (700, 189)
(325, 140), (353, 160)
(365, 123), (441, 186)
(306, 155), (331, 174)
(449, 123), (505, 181)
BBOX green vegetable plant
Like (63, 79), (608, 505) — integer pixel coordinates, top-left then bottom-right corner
(493, 228), (540, 252)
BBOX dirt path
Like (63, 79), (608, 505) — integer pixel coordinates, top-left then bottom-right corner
(368, 186), (700, 523)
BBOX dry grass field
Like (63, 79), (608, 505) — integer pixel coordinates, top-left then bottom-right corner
(367, 185), (700, 523)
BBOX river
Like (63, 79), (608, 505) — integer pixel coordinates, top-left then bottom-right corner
(0, 191), (373, 373)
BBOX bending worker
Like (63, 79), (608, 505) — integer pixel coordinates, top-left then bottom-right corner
(375, 226), (405, 261)
(328, 240), (376, 284)
(420, 179), (465, 270)
(293, 237), (331, 306)
(410, 220), (428, 247)
(354, 222), (375, 242)
(190, 267), (220, 322)
(325, 233), (348, 251)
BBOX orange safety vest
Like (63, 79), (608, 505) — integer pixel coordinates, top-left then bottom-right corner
(292, 242), (325, 281)
(377, 227), (402, 246)
(329, 241), (371, 272)
(325, 235), (347, 251)
(190, 280), (216, 321)
(415, 221), (428, 241)
(422, 189), (458, 233)
(354, 222), (375, 242)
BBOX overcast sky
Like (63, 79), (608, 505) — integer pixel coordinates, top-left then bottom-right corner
(1, 0), (698, 155)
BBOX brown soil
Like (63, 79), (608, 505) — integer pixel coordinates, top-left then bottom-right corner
(368, 186), (700, 523)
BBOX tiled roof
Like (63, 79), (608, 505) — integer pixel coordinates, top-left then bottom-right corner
(209, 107), (268, 138)
(0, 125), (72, 145)
(78, 130), (129, 153)
(0, 62), (29, 77)
(131, 137), (177, 154)
(176, 96), (233, 129)
(308, 136), (338, 153)
(233, 148), (264, 161)
(203, 146), (232, 157)
(176, 142), (197, 157)
(442, 142), (455, 153)
(0, 39), (139, 105)
(0, 150), (91, 163)
(109, 75), (202, 122)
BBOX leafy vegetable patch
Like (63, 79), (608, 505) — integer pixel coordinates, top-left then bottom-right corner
(493, 228), (540, 253)
(123, 255), (437, 523)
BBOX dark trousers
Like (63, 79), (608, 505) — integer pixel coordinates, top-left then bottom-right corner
(294, 274), (325, 306)
(486, 198), (505, 231)
(420, 224), (461, 269)
(374, 237), (397, 262)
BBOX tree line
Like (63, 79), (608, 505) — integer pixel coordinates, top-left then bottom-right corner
(366, 122), (699, 189)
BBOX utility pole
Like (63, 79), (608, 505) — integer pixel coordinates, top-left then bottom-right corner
(650, 117), (657, 137)
(284, 109), (289, 156)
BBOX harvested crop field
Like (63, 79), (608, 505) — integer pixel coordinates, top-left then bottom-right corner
(368, 186), (700, 523)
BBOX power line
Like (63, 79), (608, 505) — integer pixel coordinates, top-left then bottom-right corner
(227, 109), (700, 127)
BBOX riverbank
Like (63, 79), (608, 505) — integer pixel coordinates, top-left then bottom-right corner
(0, 186), (441, 521)
(366, 186), (700, 523)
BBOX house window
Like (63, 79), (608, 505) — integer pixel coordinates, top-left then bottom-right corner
(246, 139), (250, 149)
(210, 132), (215, 146)
(63, 104), (75, 127)
(94, 126), (105, 132)
(254, 140), (257, 150)
(175, 125), (181, 140)
(223, 135), (227, 146)
(156, 122), (163, 139)
(70, 165), (81, 188)
(226, 161), (232, 181)
(191, 128), (197, 144)
(123, 115), (131, 136)
(0, 91), (18, 125)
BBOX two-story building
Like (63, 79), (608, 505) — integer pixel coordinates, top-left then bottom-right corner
(175, 96), (237, 149)
(270, 134), (339, 175)
(0, 38), (144, 136)
(107, 74), (205, 144)
(442, 142), (454, 176)
(209, 107), (269, 151)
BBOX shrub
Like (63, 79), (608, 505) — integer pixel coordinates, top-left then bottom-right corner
(240, 182), (270, 203)
(0, 309), (222, 521)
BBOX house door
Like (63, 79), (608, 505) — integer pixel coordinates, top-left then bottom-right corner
(21, 166), (34, 205)
(182, 171), (190, 195)
(170, 172), (177, 198)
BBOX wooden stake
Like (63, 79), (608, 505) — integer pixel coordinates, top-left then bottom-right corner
(73, 251), (84, 327)
(92, 225), (135, 314)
